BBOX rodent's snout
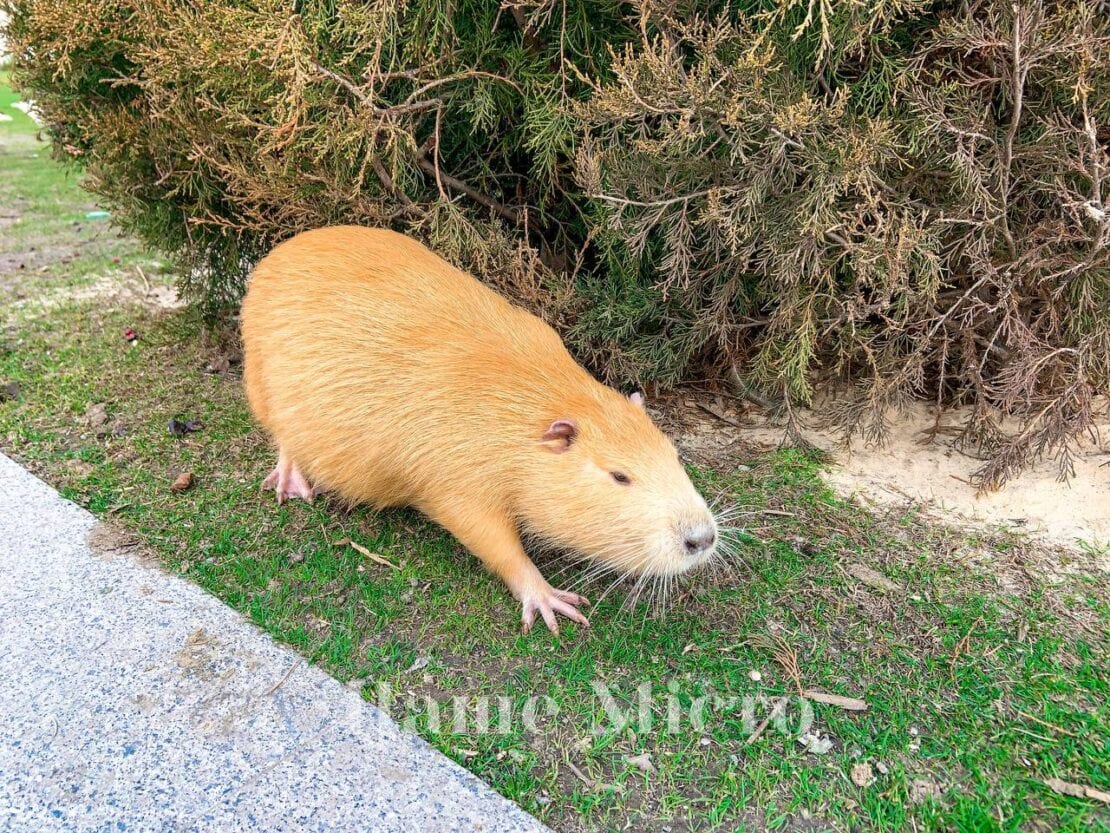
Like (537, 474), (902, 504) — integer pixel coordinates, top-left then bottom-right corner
(682, 523), (717, 556)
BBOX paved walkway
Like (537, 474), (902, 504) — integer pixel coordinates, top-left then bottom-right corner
(0, 452), (549, 833)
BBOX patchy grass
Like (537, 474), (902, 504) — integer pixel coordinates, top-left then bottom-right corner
(1, 77), (1107, 833)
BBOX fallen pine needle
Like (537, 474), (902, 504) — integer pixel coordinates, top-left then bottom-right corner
(747, 634), (804, 695)
(1010, 727), (1054, 743)
(348, 539), (400, 570)
(1016, 709), (1078, 738)
(803, 690), (868, 711)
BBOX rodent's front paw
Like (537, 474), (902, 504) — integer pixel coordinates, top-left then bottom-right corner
(521, 586), (590, 636)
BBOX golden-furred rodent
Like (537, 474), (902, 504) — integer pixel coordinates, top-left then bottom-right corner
(241, 226), (719, 633)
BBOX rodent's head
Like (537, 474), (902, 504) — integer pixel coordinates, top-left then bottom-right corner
(520, 390), (718, 578)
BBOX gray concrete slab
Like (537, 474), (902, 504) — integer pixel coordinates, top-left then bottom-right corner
(0, 452), (550, 833)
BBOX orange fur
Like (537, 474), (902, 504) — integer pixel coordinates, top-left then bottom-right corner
(241, 227), (716, 626)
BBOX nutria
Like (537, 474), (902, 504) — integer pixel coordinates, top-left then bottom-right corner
(241, 227), (718, 633)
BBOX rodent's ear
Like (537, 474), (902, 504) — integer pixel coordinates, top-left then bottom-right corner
(541, 419), (578, 453)
(629, 392), (645, 408)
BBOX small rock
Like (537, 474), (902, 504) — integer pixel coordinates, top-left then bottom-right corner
(851, 763), (874, 787)
(205, 354), (231, 375)
(168, 418), (203, 437)
(909, 778), (939, 804)
(170, 472), (194, 493)
(847, 563), (904, 593)
(287, 551), (305, 565)
(736, 464), (752, 472)
(626, 752), (655, 773)
(405, 655), (430, 674)
(748, 670), (762, 682)
(876, 761), (889, 775)
(699, 737), (711, 747)
(789, 535), (818, 556)
(86, 402), (109, 429)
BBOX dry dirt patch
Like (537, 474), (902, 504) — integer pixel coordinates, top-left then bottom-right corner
(667, 398), (1110, 558)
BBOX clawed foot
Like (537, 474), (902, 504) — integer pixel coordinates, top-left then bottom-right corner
(261, 453), (318, 504)
(521, 584), (590, 635)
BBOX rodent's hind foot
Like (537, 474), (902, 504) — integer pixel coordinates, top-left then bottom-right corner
(521, 586), (590, 636)
(261, 452), (318, 504)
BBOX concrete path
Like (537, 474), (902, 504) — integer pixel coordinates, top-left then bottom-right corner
(0, 452), (550, 833)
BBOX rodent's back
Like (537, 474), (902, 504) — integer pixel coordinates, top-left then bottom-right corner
(243, 227), (719, 593)
(241, 226), (594, 508)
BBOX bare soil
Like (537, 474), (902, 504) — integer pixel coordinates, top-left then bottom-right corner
(665, 397), (1110, 558)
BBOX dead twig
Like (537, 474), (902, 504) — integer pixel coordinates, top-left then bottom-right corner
(1043, 778), (1110, 804)
(745, 696), (788, 745)
(565, 761), (593, 786)
(135, 265), (151, 294)
(261, 659), (301, 697)
(948, 616), (983, 680)
(694, 400), (743, 428)
(416, 153), (520, 224)
(347, 539), (400, 571)
(803, 690), (868, 711)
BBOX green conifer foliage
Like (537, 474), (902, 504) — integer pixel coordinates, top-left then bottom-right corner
(4, 0), (1107, 483)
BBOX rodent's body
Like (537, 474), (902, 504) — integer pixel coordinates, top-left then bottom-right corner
(242, 226), (717, 632)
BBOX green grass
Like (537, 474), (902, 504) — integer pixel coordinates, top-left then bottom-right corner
(1, 76), (1107, 832)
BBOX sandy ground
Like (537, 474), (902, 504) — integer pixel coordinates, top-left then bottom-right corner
(670, 398), (1110, 556)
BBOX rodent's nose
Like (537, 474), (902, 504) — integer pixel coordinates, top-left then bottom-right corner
(683, 525), (717, 556)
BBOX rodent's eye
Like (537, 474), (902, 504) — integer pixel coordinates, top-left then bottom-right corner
(610, 471), (631, 485)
